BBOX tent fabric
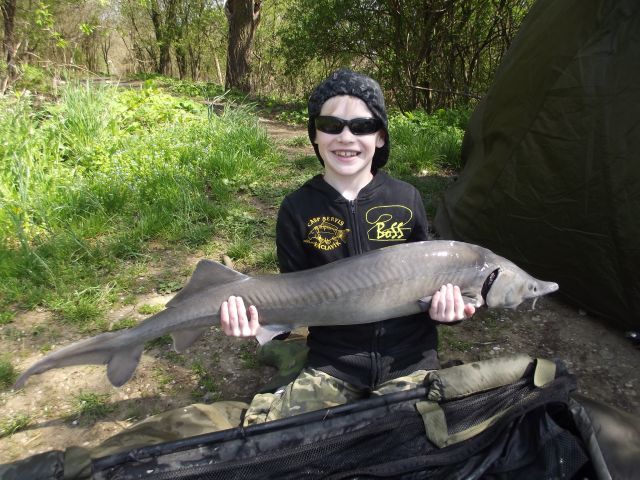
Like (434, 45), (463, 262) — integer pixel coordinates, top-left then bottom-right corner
(434, 0), (640, 328)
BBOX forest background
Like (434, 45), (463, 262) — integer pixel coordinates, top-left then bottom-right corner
(1, 0), (533, 109)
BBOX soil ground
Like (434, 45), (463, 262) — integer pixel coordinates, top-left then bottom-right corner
(1, 121), (638, 465)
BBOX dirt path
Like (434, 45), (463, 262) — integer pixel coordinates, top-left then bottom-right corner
(1, 120), (638, 465)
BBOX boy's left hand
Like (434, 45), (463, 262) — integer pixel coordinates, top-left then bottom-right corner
(429, 284), (476, 323)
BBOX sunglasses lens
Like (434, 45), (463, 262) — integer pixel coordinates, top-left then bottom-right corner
(349, 118), (380, 135)
(315, 116), (344, 134)
(315, 116), (381, 135)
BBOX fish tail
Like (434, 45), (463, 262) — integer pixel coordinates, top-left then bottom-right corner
(13, 331), (144, 389)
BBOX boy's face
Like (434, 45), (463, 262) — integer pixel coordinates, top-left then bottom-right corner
(314, 95), (385, 181)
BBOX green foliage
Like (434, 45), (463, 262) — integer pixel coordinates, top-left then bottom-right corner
(13, 64), (52, 94)
(0, 86), (278, 311)
(239, 343), (258, 369)
(438, 327), (472, 352)
(226, 239), (254, 262)
(157, 279), (183, 295)
(110, 317), (138, 331)
(145, 334), (172, 350)
(47, 284), (114, 331)
(256, 249), (279, 271)
(284, 135), (308, 147)
(138, 304), (164, 315)
(275, 108), (308, 126)
(0, 311), (14, 326)
(191, 360), (220, 398)
(0, 357), (17, 389)
(72, 391), (115, 424)
(388, 109), (471, 175)
(0, 414), (32, 438)
(275, 0), (534, 110)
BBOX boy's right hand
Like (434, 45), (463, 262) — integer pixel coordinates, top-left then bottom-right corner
(220, 296), (260, 337)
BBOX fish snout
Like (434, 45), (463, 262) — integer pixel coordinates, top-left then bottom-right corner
(527, 280), (559, 299)
(539, 281), (559, 296)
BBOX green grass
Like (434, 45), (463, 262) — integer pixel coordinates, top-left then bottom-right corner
(0, 414), (32, 438)
(110, 317), (138, 331)
(388, 109), (469, 174)
(0, 311), (14, 325)
(72, 391), (115, 424)
(145, 334), (173, 350)
(438, 327), (473, 352)
(0, 85), (279, 324)
(284, 135), (308, 147)
(0, 357), (17, 389)
(138, 304), (164, 315)
(239, 343), (259, 369)
(191, 360), (220, 399)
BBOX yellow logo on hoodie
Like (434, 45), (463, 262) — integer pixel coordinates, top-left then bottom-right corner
(366, 205), (412, 241)
(304, 216), (350, 251)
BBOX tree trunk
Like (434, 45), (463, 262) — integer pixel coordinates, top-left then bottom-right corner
(224, 0), (260, 92)
(2, 0), (18, 87)
(149, 0), (177, 75)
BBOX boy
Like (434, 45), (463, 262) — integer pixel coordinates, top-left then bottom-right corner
(221, 69), (474, 422)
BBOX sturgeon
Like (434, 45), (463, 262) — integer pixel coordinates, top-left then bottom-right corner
(15, 241), (558, 388)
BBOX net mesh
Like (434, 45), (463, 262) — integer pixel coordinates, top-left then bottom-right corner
(93, 369), (591, 480)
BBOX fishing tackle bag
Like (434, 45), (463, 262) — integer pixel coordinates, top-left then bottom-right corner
(87, 354), (637, 480)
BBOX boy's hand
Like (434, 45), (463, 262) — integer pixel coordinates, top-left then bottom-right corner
(220, 295), (260, 337)
(429, 284), (476, 323)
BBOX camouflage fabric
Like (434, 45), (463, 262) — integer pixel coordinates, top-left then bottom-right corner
(61, 401), (248, 480)
(244, 367), (429, 426)
(255, 335), (309, 393)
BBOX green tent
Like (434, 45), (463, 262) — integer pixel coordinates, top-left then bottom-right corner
(434, 0), (640, 329)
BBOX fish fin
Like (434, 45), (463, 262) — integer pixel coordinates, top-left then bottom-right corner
(14, 331), (123, 389)
(167, 260), (249, 308)
(417, 296), (433, 312)
(106, 345), (144, 387)
(256, 325), (291, 345)
(171, 327), (209, 353)
(461, 295), (480, 306)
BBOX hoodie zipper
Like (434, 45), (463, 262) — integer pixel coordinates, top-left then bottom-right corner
(349, 198), (381, 388)
(349, 199), (363, 255)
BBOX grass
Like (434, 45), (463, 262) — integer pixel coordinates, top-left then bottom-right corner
(0, 84), (280, 326)
(138, 304), (165, 315)
(284, 135), (308, 147)
(145, 334), (173, 350)
(0, 311), (14, 325)
(72, 391), (116, 424)
(110, 317), (138, 331)
(0, 357), (17, 389)
(438, 327), (473, 353)
(239, 343), (259, 369)
(0, 414), (32, 438)
(191, 360), (220, 400)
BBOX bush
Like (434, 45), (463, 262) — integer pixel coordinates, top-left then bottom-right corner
(387, 108), (470, 175)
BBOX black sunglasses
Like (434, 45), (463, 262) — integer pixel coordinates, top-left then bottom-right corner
(315, 116), (382, 135)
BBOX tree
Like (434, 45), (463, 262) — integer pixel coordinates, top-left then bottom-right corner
(224, 0), (260, 92)
(1, 0), (18, 92)
(275, 0), (533, 111)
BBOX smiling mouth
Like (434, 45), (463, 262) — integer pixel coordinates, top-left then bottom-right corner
(333, 150), (359, 158)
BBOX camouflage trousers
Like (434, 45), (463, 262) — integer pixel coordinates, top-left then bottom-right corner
(243, 367), (430, 426)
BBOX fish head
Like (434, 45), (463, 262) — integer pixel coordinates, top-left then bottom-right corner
(484, 265), (559, 309)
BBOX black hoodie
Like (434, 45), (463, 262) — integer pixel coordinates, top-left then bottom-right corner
(276, 171), (439, 390)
